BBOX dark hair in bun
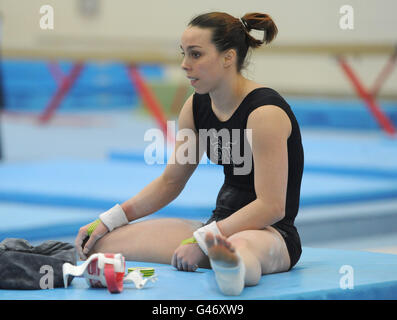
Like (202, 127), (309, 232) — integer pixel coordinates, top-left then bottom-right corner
(188, 12), (278, 72)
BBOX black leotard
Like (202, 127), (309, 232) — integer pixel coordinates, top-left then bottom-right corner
(192, 87), (304, 269)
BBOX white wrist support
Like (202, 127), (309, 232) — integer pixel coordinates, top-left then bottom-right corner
(99, 204), (129, 232)
(193, 221), (222, 255)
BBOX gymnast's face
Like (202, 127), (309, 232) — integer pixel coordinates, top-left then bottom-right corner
(180, 26), (229, 94)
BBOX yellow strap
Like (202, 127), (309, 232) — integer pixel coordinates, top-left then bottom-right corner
(87, 219), (101, 236)
(180, 236), (197, 245)
(127, 267), (155, 277)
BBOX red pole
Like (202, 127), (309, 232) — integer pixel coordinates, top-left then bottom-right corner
(337, 56), (396, 136)
(127, 65), (174, 143)
(370, 48), (397, 97)
(47, 62), (65, 86)
(39, 62), (84, 124)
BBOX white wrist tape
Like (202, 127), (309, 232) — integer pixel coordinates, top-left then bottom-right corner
(99, 204), (129, 232)
(193, 221), (222, 255)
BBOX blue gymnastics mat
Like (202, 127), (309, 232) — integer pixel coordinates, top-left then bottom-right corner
(0, 247), (396, 300)
(1, 157), (397, 242)
(1, 158), (397, 211)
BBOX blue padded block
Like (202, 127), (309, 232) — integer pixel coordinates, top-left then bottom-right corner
(291, 98), (397, 130)
(1, 158), (397, 241)
(0, 247), (396, 300)
(0, 203), (100, 241)
(0, 202), (208, 242)
(1, 159), (397, 211)
(110, 131), (397, 177)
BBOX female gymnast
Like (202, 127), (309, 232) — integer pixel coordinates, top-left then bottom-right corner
(75, 11), (304, 296)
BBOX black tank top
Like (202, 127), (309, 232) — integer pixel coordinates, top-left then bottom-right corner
(192, 87), (304, 227)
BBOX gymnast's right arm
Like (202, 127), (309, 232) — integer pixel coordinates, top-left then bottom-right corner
(119, 94), (202, 222)
(75, 94), (202, 259)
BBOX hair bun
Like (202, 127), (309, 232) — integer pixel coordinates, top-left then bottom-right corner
(242, 12), (278, 47)
(188, 11), (278, 72)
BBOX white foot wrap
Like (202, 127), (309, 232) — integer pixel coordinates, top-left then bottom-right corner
(210, 251), (246, 296)
(193, 221), (222, 255)
(99, 204), (129, 232)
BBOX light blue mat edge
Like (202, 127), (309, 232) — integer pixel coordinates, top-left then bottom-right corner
(0, 248), (396, 300)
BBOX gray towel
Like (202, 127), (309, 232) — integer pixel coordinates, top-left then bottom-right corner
(0, 238), (77, 290)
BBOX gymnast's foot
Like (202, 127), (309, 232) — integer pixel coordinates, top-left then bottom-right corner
(205, 232), (245, 295)
(204, 232), (239, 268)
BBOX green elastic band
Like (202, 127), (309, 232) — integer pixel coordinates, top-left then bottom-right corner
(180, 236), (197, 245)
(87, 219), (101, 236)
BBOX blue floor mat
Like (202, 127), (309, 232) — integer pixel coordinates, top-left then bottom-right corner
(1, 159), (397, 211)
(0, 247), (396, 300)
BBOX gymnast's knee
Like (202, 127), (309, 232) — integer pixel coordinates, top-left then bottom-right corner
(227, 234), (251, 250)
(87, 232), (115, 256)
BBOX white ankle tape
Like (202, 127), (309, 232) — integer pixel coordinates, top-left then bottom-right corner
(193, 221), (222, 255)
(99, 204), (129, 232)
(210, 252), (246, 296)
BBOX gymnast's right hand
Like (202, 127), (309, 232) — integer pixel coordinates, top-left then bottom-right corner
(75, 219), (109, 260)
(75, 204), (129, 260)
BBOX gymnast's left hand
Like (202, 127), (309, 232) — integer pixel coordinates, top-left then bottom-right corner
(171, 243), (205, 272)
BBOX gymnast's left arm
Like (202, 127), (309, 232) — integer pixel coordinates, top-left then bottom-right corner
(216, 105), (292, 237)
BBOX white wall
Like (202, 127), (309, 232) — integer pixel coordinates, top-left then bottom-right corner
(1, 0), (396, 97)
